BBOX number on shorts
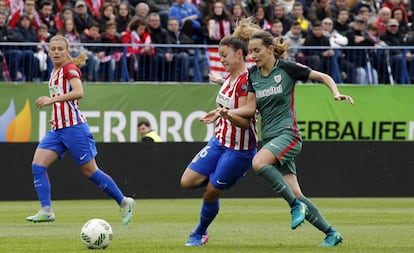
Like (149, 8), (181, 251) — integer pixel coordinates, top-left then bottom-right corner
(198, 145), (211, 158)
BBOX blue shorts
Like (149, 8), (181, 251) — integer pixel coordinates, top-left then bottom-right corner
(38, 123), (97, 166)
(188, 137), (256, 190)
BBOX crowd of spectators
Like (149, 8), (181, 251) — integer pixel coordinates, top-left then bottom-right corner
(0, 0), (414, 84)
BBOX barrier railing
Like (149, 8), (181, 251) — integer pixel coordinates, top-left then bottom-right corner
(1, 42), (413, 84)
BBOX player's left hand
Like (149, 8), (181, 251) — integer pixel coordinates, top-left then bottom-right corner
(216, 107), (230, 118)
(334, 95), (354, 105)
(35, 96), (53, 107)
(200, 111), (220, 124)
(208, 72), (224, 85)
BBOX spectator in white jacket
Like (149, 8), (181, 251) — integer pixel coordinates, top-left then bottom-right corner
(322, 17), (348, 47)
(321, 17), (357, 83)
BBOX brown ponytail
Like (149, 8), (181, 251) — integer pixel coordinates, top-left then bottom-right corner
(231, 17), (289, 59)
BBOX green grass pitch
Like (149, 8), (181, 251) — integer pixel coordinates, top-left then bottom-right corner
(1, 198), (413, 253)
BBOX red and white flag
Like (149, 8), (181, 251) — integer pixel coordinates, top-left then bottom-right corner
(207, 48), (255, 77)
(85, 0), (104, 17)
(7, 0), (23, 15)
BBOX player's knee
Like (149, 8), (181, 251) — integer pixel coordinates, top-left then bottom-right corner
(180, 177), (191, 189)
(180, 176), (198, 189)
(180, 174), (209, 189)
(291, 188), (303, 198)
(203, 188), (220, 202)
(252, 158), (265, 172)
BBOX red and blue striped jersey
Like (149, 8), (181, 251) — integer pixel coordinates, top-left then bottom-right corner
(215, 71), (258, 150)
(48, 62), (86, 130)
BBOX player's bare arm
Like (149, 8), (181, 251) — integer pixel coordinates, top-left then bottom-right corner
(35, 77), (84, 108)
(217, 107), (251, 129)
(308, 70), (355, 105)
(229, 92), (257, 118)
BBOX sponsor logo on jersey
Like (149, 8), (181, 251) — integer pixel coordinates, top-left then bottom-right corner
(216, 93), (231, 108)
(256, 85), (283, 98)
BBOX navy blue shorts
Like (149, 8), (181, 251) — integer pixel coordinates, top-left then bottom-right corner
(38, 123), (97, 166)
(188, 137), (256, 190)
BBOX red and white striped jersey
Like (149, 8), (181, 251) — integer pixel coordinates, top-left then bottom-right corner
(215, 72), (258, 150)
(48, 62), (86, 130)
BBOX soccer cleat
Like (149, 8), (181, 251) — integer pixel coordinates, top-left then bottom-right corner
(320, 231), (343, 247)
(185, 232), (209, 246)
(121, 197), (135, 225)
(26, 209), (55, 223)
(290, 201), (307, 229)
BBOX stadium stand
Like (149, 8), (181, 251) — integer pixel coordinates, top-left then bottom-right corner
(0, 0), (413, 84)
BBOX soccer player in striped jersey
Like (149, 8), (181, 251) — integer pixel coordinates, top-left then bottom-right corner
(219, 19), (354, 247)
(180, 36), (258, 247)
(26, 35), (135, 225)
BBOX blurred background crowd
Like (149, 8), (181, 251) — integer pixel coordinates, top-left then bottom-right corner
(0, 0), (413, 84)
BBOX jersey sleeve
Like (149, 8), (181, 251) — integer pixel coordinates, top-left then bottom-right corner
(279, 60), (311, 81)
(63, 63), (82, 80)
(235, 72), (249, 97)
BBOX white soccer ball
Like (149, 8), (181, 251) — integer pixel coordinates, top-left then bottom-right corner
(80, 218), (113, 249)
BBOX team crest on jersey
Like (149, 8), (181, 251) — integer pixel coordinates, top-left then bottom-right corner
(274, 74), (282, 83)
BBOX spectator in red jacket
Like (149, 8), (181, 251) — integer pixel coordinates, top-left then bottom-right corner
(376, 7), (392, 35)
(121, 17), (154, 81)
(382, 0), (408, 22)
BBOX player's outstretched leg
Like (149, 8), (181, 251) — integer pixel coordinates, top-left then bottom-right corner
(120, 197), (135, 225)
(88, 169), (135, 225)
(256, 165), (307, 229)
(27, 164), (55, 223)
(298, 195), (343, 247)
(185, 200), (218, 246)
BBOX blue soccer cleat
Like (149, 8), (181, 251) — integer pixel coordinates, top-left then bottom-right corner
(320, 231), (343, 247)
(185, 232), (209, 246)
(291, 201), (307, 229)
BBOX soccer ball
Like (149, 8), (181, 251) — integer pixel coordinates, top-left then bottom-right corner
(80, 218), (113, 249)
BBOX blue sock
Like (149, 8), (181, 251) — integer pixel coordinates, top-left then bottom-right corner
(32, 164), (51, 208)
(194, 200), (219, 235)
(88, 169), (125, 205)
